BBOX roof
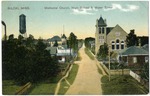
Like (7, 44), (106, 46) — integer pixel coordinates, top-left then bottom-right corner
(106, 27), (114, 35)
(142, 44), (149, 51)
(98, 16), (107, 27)
(61, 45), (68, 49)
(107, 24), (127, 36)
(46, 47), (57, 55)
(61, 34), (67, 39)
(119, 46), (148, 56)
(49, 36), (61, 42)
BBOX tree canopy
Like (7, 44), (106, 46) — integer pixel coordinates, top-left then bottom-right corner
(2, 34), (60, 85)
(126, 30), (138, 47)
(68, 32), (78, 52)
(97, 43), (108, 60)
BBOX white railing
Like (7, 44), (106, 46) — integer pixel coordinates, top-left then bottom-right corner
(129, 70), (141, 82)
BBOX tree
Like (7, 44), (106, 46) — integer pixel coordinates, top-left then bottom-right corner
(53, 40), (58, 47)
(68, 32), (78, 52)
(2, 34), (60, 84)
(84, 37), (95, 49)
(141, 63), (149, 80)
(26, 34), (35, 47)
(97, 43), (108, 59)
(126, 29), (138, 47)
(8, 34), (14, 40)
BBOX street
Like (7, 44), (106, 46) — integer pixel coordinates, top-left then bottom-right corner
(65, 45), (103, 95)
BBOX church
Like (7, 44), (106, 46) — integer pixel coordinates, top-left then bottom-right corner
(95, 16), (128, 55)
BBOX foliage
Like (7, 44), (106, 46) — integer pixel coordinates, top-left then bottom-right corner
(53, 40), (58, 47)
(2, 80), (21, 95)
(97, 43), (108, 60)
(137, 36), (149, 46)
(68, 32), (78, 52)
(126, 30), (138, 47)
(141, 63), (149, 80)
(101, 75), (148, 94)
(84, 37), (95, 49)
(77, 39), (83, 49)
(84, 48), (95, 60)
(59, 64), (79, 95)
(2, 34), (60, 85)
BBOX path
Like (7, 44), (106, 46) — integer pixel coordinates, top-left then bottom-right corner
(65, 45), (104, 95)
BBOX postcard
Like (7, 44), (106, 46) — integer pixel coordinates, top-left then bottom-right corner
(1, 1), (149, 95)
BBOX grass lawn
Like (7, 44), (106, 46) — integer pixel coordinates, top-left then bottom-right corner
(84, 48), (95, 60)
(29, 83), (56, 95)
(28, 76), (62, 95)
(96, 65), (102, 75)
(75, 51), (82, 61)
(58, 64), (79, 95)
(101, 75), (148, 95)
(2, 80), (22, 95)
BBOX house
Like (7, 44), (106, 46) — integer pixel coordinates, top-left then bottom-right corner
(119, 46), (149, 66)
(46, 46), (73, 63)
(95, 16), (128, 55)
(48, 35), (62, 46)
(48, 34), (67, 47)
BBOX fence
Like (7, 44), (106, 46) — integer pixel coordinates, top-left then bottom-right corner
(100, 62), (149, 89)
(130, 70), (149, 89)
(130, 70), (141, 82)
(100, 62), (130, 75)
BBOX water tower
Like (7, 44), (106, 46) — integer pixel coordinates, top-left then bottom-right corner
(19, 14), (27, 38)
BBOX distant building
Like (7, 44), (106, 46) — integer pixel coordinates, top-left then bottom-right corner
(46, 46), (73, 63)
(95, 16), (128, 55)
(48, 34), (67, 47)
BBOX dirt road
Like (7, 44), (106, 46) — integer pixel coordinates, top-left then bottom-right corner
(65, 45), (103, 95)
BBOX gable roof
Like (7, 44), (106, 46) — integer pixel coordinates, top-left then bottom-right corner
(107, 24), (127, 36)
(49, 36), (61, 42)
(98, 16), (107, 27)
(142, 44), (149, 51)
(120, 46), (148, 56)
(106, 27), (114, 35)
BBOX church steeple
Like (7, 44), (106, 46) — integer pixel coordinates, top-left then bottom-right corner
(98, 16), (107, 27)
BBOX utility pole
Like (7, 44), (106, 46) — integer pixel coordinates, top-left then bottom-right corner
(109, 45), (111, 81)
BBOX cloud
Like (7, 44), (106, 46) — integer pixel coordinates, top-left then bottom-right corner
(71, 8), (97, 15)
(104, 3), (139, 12)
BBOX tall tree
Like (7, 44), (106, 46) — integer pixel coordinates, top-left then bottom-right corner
(126, 29), (138, 47)
(97, 43), (108, 59)
(68, 32), (78, 52)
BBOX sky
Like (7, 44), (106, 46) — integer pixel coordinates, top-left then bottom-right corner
(1, 1), (149, 39)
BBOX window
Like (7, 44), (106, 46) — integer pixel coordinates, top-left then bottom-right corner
(145, 57), (149, 63)
(99, 28), (101, 34)
(121, 41), (124, 49)
(133, 57), (137, 63)
(112, 41), (115, 50)
(102, 28), (104, 34)
(116, 39), (120, 49)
